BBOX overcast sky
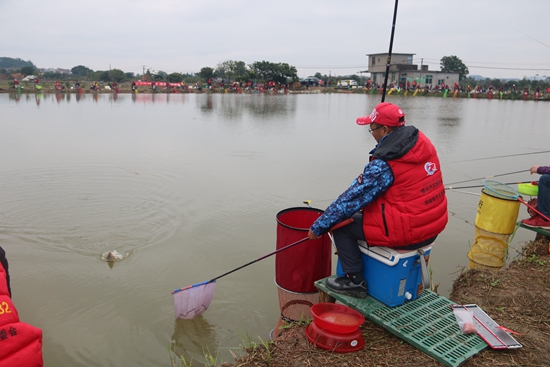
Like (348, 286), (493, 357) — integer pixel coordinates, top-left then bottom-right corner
(2, 0), (549, 80)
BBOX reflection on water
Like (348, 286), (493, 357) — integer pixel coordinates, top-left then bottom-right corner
(171, 317), (219, 363)
(1, 93), (550, 366)
(9, 91), (21, 103)
(195, 92), (297, 120)
(19, 90), (300, 125)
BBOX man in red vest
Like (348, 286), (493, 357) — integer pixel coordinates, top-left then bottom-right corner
(308, 102), (448, 297)
(0, 247), (9, 298)
(0, 246), (43, 366)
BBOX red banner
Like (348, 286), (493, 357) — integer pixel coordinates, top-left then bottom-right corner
(133, 81), (182, 87)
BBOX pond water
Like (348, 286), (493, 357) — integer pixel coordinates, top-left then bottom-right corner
(1, 91), (549, 366)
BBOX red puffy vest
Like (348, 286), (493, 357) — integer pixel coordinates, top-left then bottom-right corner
(0, 261), (43, 367)
(362, 131), (448, 247)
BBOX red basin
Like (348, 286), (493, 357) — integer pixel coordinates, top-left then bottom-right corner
(305, 321), (364, 353)
(310, 303), (365, 334)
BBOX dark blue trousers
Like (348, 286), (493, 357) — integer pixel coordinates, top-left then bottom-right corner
(333, 213), (437, 275)
(332, 213), (366, 274)
(538, 174), (550, 218)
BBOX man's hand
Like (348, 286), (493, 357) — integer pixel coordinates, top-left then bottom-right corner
(308, 229), (321, 240)
(530, 165), (540, 175)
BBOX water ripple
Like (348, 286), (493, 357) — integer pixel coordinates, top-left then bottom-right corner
(0, 165), (180, 258)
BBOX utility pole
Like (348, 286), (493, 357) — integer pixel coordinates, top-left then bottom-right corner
(419, 58), (423, 87)
(142, 65), (146, 75)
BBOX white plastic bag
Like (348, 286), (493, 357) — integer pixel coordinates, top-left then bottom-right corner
(453, 308), (477, 334)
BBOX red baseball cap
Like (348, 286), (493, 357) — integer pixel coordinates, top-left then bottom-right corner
(356, 102), (405, 127)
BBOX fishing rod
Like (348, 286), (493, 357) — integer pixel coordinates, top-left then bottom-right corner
(444, 169), (528, 187)
(446, 181), (537, 191)
(512, 28), (550, 50)
(446, 149), (550, 164)
(381, 0), (399, 102)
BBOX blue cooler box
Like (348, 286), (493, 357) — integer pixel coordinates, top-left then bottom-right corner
(336, 242), (432, 307)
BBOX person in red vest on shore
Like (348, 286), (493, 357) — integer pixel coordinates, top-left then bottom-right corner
(0, 246), (43, 366)
(307, 103), (448, 298)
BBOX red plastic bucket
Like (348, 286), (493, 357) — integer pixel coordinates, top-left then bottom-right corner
(275, 207), (332, 293)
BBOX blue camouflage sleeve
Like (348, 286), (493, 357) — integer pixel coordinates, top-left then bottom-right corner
(310, 158), (394, 235)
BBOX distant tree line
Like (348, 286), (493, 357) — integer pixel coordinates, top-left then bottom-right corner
(0, 59), (301, 85)
(1, 55), (549, 90)
(0, 57), (35, 69)
(439, 55), (550, 90)
(459, 76), (550, 91)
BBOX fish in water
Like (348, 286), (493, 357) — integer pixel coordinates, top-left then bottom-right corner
(104, 250), (123, 262)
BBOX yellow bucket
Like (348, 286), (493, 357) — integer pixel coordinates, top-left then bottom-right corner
(475, 189), (520, 234)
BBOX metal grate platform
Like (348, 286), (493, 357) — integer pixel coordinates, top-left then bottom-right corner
(315, 278), (487, 367)
(518, 221), (550, 237)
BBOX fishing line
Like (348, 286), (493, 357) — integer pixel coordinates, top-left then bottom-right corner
(446, 189), (481, 196)
(446, 181), (536, 191)
(448, 210), (475, 227)
(446, 149), (550, 164)
(445, 169), (528, 187)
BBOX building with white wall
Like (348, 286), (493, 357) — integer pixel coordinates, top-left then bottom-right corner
(367, 53), (459, 88)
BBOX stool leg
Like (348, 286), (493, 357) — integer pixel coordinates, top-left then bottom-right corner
(318, 289), (335, 303)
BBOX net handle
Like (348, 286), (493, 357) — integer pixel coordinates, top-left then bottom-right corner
(172, 218), (354, 295)
(208, 218), (354, 283)
(518, 197), (550, 222)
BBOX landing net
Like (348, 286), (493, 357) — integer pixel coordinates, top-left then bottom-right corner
(483, 180), (519, 200)
(173, 281), (216, 319)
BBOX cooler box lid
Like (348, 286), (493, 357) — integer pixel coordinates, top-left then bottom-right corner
(357, 241), (432, 266)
